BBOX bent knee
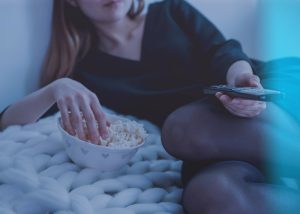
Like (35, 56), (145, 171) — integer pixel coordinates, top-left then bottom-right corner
(161, 107), (187, 156)
(161, 100), (221, 159)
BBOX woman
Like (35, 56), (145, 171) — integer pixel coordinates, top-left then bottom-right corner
(0, 0), (299, 213)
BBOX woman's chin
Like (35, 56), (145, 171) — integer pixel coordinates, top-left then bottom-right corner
(97, 13), (128, 24)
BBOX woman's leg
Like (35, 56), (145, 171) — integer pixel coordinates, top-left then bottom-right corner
(182, 161), (300, 214)
(161, 98), (300, 178)
(161, 98), (300, 213)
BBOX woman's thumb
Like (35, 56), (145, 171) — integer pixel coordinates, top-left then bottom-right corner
(249, 75), (260, 87)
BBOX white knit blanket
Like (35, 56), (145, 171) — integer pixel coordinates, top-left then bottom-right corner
(0, 111), (184, 214)
(2, 110), (298, 214)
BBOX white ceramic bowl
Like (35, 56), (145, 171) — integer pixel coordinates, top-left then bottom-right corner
(57, 115), (146, 172)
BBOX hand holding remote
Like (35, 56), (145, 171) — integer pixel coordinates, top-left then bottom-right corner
(215, 73), (267, 118)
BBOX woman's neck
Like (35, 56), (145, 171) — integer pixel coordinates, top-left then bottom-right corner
(93, 16), (141, 52)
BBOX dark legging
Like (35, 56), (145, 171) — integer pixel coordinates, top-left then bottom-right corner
(161, 99), (300, 214)
(161, 58), (300, 214)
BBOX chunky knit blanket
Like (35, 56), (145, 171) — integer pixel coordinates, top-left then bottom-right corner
(1, 107), (298, 214)
(0, 110), (184, 214)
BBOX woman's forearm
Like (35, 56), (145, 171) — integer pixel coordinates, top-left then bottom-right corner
(0, 83), (55, 130)
(226, 60), (253, 85)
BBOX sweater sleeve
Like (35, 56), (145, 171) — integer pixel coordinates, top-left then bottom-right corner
(0, 106), (9, 131)
(169, 0), (254, 83)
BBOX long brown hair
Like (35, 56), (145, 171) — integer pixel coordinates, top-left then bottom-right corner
(40, 0), (145, 87)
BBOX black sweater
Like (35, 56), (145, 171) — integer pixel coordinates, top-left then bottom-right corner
(0, 0), (252, 128)
(73, 0), (252, 126)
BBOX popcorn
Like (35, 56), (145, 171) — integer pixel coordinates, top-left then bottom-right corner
(80, 117), (147, 148)
(99, 119), (147, 148)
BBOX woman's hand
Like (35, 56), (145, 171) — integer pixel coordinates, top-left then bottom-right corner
(216, 73), (267, 118)
(49, 78), (109, 144)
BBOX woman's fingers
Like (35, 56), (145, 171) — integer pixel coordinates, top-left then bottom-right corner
(57, 99), (75, 135)
(248, 75), (261, 88)
(216, 92), (266, 117)
(235, 102), (266, 112)
(53, 79), (109, 143)
(80, 100), (100, 144)
(216, 92), (232, 105)
(224, 104), (254, 118)
(231, 97), (263, 105)
(230, 99), (266, 111)
(90, 97), (109, 139)
(69, 100), (86, 141)
(216, 93), (265, 107)
(222, 100), (259, 117)
(225, 103), (262, 117)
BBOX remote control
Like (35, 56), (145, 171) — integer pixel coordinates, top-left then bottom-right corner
(203, 85), (284, 101)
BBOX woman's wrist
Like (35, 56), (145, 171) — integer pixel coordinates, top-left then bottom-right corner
(46, 79), (61, 103)
(226, 60), (253, 86)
